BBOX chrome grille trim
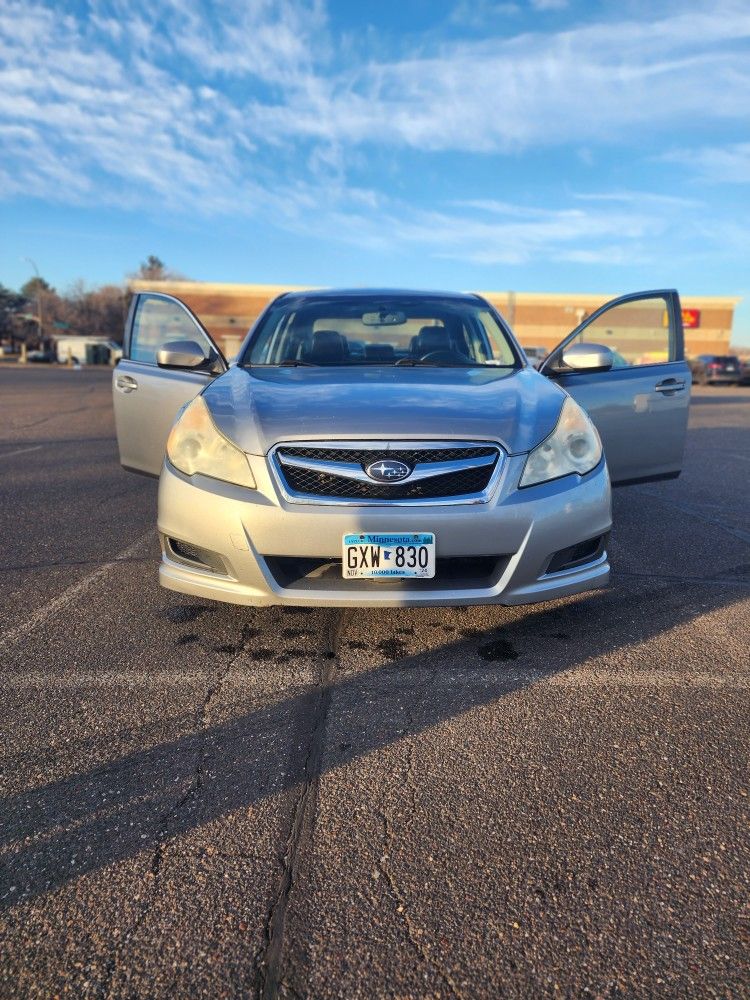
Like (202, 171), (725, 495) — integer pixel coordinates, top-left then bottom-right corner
(268, 440), (505, 506)
(277, 451), (496, 484)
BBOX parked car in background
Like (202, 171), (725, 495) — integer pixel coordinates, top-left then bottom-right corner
(688, 354), (742, 385)
(55, 336), (123, 365)
(739, 358), (750, 385)
(26, 349), (55, 363)
(521, 345), (547, 368)
(113, 287), (690, 610)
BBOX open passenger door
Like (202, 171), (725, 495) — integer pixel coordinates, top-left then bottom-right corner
(113, 293), (227, 477)
(539, 290), (690, 485)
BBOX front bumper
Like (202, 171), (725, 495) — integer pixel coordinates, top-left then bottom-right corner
(156, 450), (612, 608)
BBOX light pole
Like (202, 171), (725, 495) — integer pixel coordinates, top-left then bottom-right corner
(22, 257), (44, 350)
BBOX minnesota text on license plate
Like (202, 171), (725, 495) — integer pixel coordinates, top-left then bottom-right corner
(342, 533), (436, 578)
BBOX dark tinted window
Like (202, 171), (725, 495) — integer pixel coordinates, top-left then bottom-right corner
(243, 296), (518, 367)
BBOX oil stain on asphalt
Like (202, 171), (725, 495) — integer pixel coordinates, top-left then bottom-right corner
(477, 636), (519, 661)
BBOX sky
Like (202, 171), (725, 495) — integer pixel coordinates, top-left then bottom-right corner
(1, 0), (749, 343)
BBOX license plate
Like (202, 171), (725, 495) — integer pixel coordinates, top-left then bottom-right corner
(726, 366), (737, 372)
(342, 533), (435, 579)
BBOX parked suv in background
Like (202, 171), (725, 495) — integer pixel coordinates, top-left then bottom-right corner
(688, 354), (742, 385)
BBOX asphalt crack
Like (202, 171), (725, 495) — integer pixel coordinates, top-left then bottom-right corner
(9, 389), (100, 431)
(95, 623), (253, 999)
(634, 490), (750, 545)
(612, 569), (750, 588)
(257, 608), (353, 1000)
(373, 726), (469, 1000)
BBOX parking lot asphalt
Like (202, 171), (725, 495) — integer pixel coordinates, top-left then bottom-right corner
(0, 365), (748, 999)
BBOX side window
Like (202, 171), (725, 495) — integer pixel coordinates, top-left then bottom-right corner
(476, 310), (516, 365)
(569, 295), (674, 368)
(129, 295), (211, 364)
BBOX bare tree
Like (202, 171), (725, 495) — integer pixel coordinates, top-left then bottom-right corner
(130, 255), (185, 281)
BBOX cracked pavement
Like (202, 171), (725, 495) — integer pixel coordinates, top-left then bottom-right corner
(0, 367), (748, 999)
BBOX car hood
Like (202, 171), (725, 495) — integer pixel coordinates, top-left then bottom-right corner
(203, 365), (566, 456)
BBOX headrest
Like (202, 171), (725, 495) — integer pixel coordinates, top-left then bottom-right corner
(304, 329), (348, 362)
(415, 326), (450, 354)
(364, 343), (395, 361)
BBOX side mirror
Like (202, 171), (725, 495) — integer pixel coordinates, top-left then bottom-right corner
(560, 342), (614, 373)
(156, 340), (209, 369)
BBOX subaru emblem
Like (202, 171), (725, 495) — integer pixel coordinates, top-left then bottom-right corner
(365, 459), (412, 483)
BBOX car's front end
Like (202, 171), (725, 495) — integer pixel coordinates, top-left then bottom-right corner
(157, 438), (610, 608)
(154, 289), (613, 608)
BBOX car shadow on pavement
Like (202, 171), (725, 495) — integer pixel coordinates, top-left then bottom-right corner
(2, 572), (747, 912)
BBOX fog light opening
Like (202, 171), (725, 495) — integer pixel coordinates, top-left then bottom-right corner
(166, 537), (227, 575)
(546, 535), (606, 575)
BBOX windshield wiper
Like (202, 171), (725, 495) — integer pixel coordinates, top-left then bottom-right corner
(393, 358), (497, 367)
(393, 357), (441, 367)
(277, 359), (316, 366)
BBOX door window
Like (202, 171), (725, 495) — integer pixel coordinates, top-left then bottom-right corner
(129, 295), (212, 364)
(564, 295), (675, 368)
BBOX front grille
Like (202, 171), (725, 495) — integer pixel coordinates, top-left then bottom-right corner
(280, 464), (493, 500)
(272, 443), (502, 503)
(280, 445), (497, 465)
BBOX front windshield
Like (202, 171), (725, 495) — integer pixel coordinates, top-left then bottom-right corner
(243, 295), (519, 368)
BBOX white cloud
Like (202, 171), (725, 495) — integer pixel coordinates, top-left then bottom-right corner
(450, 1), (522, 28)
(530, 0), (569, 10)
(662, 142), (750, 184)
(573, 191), (703, 208)
(241, 4), (750, 153)
(0, 0), (747, 274)
(302, 200), (668, 266)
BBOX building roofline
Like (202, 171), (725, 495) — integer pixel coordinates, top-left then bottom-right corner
(476, 290), (743, 307)
(128, 280), (316, 294)
(127, 280), (742, 309)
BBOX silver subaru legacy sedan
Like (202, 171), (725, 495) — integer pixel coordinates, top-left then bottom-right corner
(113, 288), (690, 608)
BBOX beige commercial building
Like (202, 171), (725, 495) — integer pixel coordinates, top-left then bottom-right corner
(130, 281), (740, 361)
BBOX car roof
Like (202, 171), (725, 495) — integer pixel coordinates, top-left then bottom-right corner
(272, 288), (485, 307)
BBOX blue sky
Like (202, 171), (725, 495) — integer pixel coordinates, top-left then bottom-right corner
(1, 0), (749, 342)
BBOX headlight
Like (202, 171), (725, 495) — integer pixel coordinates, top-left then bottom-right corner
(519, 396), (602, 488)
(166, 395), (256, 489)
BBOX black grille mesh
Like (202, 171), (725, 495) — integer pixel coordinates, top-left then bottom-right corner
(276, 445), (499, 500)
(279, 445), (496, 465)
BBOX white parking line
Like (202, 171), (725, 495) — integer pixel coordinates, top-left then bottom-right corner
(5, 669), (749, 690)
(0, 445), (43, 460)
(0, 530), (155, 652)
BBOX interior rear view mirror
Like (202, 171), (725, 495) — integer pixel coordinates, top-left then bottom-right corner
(156, 340), (209, 369)
(560, 342), (615, 373)
(361, 310), (407, 326)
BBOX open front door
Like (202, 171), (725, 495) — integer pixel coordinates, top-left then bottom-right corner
(540, 290), (690, 485)
(113, 293), (227, 476)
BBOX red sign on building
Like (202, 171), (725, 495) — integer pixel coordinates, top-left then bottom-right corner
(682, 308), (701, 328)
